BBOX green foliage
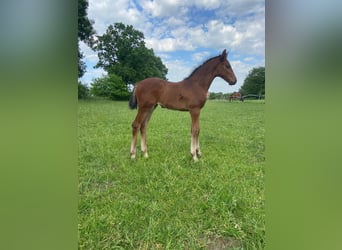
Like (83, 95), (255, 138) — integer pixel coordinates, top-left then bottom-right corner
(78, 49), (86, 78)
(240, 67), (265, 96)
(94, 22), (168, 84)
(90, 74), (130, 100)
(78, 100), (265, 249)
(78, 0), (95, 45)
(78, 0), (95, 78)
(78, 82), (89, 99)
(124, 46), (168, 81)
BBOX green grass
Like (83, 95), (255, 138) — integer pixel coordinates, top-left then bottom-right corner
(78, 99), (265, 249)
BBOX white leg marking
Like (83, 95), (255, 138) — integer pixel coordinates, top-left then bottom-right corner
(130, 141), (136, 160)
(131, 153), (136, 160)
(141, 138), (148, 158)
(191, 136), (198, 161)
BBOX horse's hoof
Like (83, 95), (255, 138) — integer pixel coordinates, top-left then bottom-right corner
(143, 152), (149, 158)
(130, 154), (136, 160)
(192, 155), (199, 162)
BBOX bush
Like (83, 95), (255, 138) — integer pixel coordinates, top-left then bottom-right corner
(78, 82), (89, 99)
(90, 74), (130, 100)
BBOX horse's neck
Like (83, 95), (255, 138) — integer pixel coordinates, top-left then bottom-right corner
(186, 62), (217, 91)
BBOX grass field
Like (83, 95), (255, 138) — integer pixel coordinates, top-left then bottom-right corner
(78, 99), (265, 249)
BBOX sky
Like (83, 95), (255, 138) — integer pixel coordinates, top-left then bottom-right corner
(79, 0), (265, 93)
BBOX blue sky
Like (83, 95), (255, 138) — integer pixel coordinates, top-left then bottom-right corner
(80, 0), (265, 93)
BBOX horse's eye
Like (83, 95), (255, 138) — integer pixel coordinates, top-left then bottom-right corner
(226, 64), (231, 69)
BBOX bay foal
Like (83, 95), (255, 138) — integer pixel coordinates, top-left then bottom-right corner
(129, 49), (237, 161)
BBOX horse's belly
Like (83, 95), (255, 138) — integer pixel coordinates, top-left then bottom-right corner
(158, 101), (189, 111)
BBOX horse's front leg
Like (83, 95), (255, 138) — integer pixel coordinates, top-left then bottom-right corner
(190, 109), (200, 161)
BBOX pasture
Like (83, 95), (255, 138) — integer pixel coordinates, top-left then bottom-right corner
(78, 100), (265, 249)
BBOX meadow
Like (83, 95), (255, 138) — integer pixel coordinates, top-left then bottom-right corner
(78, 99), (265, 249)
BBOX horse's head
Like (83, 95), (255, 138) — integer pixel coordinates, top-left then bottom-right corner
(216, 49), (237, 85)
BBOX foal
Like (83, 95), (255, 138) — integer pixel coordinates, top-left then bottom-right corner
(129, 49), (237, 161)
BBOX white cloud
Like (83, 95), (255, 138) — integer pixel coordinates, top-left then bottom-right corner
(86, 0), (264, 56)
(165, 16), (186, 27)
(163, 59), (191, 82)
(141, 0), (188, 17)
(88, 0), (148, 34)
(202, 20), (241, 48)
(195, 0), (221, 9)
(146, 17), (264, 56)
(191, 51), (211, 62)
(140, 0), (224, 18)
(79, 41), (97, 63)
(146, 37), (194, 52)
(217, 0), (265, 18)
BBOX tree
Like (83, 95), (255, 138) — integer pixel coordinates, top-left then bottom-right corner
(94, 22), (168, 85)
(78, 0), (95, 78)
(239, 67), (265, 96)
(90, 74), (130, 100)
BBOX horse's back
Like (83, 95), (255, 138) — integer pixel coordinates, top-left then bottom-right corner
(137, 77), (166, 87)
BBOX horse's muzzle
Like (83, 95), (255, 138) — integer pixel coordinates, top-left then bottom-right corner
(229, 79), (237, 85)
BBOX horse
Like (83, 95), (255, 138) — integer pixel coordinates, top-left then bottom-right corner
(129, 49), (237, 161)
(229, 92), (244, 102)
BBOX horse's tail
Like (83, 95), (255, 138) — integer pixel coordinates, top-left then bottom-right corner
(129, 87), (137, 109)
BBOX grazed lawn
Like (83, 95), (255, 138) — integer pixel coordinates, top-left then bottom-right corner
(78, 100), (265, 249)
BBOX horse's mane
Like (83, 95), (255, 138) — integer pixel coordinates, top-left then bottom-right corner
(184, 54), (220, 80)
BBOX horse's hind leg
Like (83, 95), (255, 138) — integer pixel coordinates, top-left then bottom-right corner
(190, 109), (201, 161)
(140, 105), (157, 158)
(130, 107), (150, 160)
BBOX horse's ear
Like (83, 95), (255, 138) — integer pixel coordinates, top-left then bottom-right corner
(221, 49), (227, 61)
